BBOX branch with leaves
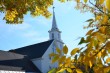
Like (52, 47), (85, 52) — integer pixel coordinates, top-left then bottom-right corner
(49, 0), (110, 73)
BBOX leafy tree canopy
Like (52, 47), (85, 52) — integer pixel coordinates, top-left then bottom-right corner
(49, 0), (110, 73)
(0, 0), (65, 24)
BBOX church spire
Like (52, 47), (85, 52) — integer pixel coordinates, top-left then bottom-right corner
(49, 6), (62, 41)
(52, 7), (58, 30)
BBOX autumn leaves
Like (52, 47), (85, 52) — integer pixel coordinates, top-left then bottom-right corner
(49, 46), (81, 73)
(0, 0), (53, 24)
(48, 0), (110, 73)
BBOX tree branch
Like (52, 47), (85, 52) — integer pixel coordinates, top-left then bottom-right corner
(89, 0), (104, 14)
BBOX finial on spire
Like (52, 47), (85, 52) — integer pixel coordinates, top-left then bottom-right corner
(53, 6), (55, 13)
(51, 6), (58, 30)
(53, 6), (55, 9)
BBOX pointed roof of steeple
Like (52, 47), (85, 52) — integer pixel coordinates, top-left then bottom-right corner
(52, 7), (58, 30)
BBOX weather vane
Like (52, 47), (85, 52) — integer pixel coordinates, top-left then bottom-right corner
(53, 6), (55, 13)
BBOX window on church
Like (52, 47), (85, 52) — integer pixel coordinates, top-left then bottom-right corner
(52, 33), (54, 39)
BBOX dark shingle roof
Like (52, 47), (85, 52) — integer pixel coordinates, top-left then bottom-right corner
(9, 40), (53, 59)
(0, 50), (41, 72)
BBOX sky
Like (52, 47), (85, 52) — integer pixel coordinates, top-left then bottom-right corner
(0, 0), (93, 52)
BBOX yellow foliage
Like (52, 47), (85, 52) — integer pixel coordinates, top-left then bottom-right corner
(102, 15), (108, 24)
(86, 29), (94, 35)
(84, 0), (88, 3)
(63, 45), (68, 54)
(67, 68), (72, 73)
(106, 57), (110, 63)
(95, 15), (101, 21)
(99, 0), (104, 4)
(106, 41), (110, 48)
(0, 0), (53, 24)
(58, 56), (66, 64)
(97, 51), (101, 58)
(49, 0), (110, 73)
(57, 68), (65, 73)
(76, 0), (80, 3)
(76, 69), (83, 73)
(52, 54), (59, 63)
(104, 67), (110, 73)
(5, 9), (18, 22)
(56, 48), (61, 54)
(106, 0), (110, 10)
(71, 48), (79, 56)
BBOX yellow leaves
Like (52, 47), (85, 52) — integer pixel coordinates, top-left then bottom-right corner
(89, 60), (92, 68)
(103, 6), (106, 12)
(104, 66), (110, 73)
(97, 49), (105, 58)
(93, 66), (103, 73)
(5, 9), (18, 22)
(96, 32), (106, 43)
(1, 0), (53, 24)
(99, 0), (104, 4)
(63, 45), (68, 54)
(95, 15), (101, 21)
(76, 0), (80, 3)
(106, 57), (110, 63)
(97, 51), (102, 58)
(49, 53), (55, 57)
(56, 48), (61, 54)
(70, 65), (76, 68)
(84, 0), (88, 3)
(57, 68), (65, 73)
(67, 68), (72, 73)
(59, 0), (65, 2)
(58, 56), (66, 64)
(99, 27), (106, 34)
(52, 54), (59, 63)
(71, 48), (79, 56)
(76, 69), (83, 73)
(102, 15), (108, 24)
(106, 41), (110, 48)
(86, 29), (94, 35)
(106, 0), (110, 10)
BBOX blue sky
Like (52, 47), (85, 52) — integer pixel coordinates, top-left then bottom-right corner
(0, 0), (92, 52)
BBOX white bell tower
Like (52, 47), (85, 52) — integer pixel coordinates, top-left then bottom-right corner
(48, 7), (64, 49)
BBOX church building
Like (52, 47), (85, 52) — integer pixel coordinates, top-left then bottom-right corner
(0, 8), (64, 73)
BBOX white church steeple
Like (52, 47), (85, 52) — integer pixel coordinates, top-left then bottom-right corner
(48, 7), (62, 41)
(52, 7), (58, 30)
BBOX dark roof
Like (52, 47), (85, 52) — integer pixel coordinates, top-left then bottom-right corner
(9, 40), (53, 59)
(0, 50), (41, 72)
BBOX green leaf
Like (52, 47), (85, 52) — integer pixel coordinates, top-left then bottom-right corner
(63, 45), (68, 54)
(86, 19), (94, 22)
(78, 37), (85, 45)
